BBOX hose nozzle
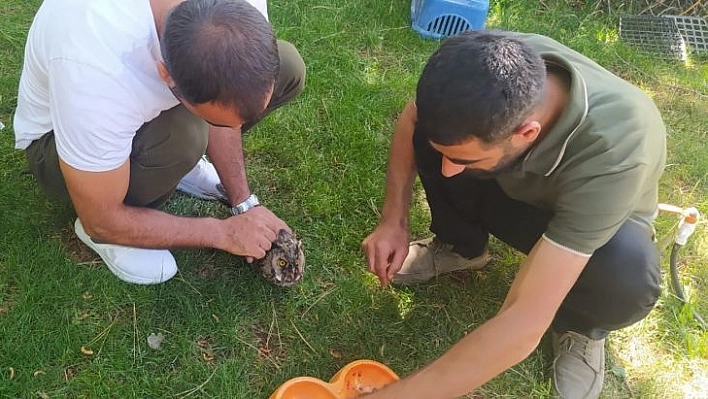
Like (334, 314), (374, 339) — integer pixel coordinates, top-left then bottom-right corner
(675, 207), (700, 246)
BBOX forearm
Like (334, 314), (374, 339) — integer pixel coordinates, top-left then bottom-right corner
(371, 240), (588, 399)
(372, 307), (544, 399)
(380, 101), (418, 226)
(61, 158), (228, 251)
(206, 125), (250, 206)
(86, 205), (227, 250)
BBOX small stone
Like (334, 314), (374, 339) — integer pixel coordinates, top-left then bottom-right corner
(147, 333), (165, 350)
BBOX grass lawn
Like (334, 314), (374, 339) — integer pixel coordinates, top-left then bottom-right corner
(1, 0), (706, 397)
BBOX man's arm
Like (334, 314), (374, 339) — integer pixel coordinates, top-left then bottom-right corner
(205, 125), (251, 206)
(363, 100), (419, 284)
(60, 159), (277, 259)
(366, 237), (589, 399)
(204, 124), (289, 261)
(379, 100), (418, 228)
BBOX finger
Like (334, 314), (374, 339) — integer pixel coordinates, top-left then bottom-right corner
(379, 264), (391, 286)
(262, 226), (278, 242)
(383, 247), (408, 286)
(252, 248), (266, 259)
(380, 273), (390, 287)
(275, 219), (291, 233)
(262, 216), (282, 233)
(389, 248), (408, 276)
(361, 239), (373, 271)
(261, 208), (289, 233)
(364, 244), (377, 274)
(246, 256), (254, 263)
(373, 246), (391, 284)
(260, 238), (273, 251)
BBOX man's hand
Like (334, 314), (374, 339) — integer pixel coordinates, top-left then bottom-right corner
(357, 238), (590, 399)
(362, 100), (418, 286)
(362, 221), (409, 285)
(222, 205), (290, 262)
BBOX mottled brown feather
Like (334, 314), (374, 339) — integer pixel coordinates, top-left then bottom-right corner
(254, 229), (304, 286)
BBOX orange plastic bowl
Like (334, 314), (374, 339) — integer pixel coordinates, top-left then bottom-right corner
(270, 360), (399, 399)
(268, 377), (337, 399)
(329, 359), (399, 398)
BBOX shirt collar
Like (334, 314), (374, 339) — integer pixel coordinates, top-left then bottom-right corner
(517, 54), (589, 177)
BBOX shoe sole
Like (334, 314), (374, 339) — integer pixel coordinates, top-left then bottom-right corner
(74, 220), (177, 285)
(176, 180), (225, 201)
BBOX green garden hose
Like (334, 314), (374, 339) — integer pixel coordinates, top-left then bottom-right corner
(660, 205), (707, 330)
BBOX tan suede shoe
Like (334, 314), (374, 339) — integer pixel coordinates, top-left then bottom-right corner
(391, 236), (489, 285)
(551, 330), (605, 399)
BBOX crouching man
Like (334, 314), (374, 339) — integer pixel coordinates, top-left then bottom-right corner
(362, 30), (665, 398)
(14, 0), (305, 284)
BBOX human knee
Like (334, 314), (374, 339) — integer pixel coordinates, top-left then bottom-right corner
(611, 256), (661, 309)
(275, 40), (306, 100)
(155, 106), (208, 172)
(25, 134), (73, 202)
(594, 237), (662, 315)
(177, 131), (208, 171)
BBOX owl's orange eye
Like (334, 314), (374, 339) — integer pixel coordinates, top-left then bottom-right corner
(278, 259), (287, 267)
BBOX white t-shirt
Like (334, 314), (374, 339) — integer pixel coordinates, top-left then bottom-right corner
(248, 0), (269, 20)
(13, 0), (269, 172)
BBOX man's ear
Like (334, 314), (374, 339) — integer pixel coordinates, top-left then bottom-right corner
(511, 120), (542, 144)
(156, 61), (172, 85)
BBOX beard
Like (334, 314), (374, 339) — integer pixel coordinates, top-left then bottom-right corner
(460, 146), (527, 180)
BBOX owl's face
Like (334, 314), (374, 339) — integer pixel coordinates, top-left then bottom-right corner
(256, 229), (305, 287)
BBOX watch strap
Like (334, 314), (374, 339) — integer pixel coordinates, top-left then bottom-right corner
(231, 193), (260, 215)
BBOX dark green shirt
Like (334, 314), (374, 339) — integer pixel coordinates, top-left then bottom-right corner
(496, 33), (666, 255)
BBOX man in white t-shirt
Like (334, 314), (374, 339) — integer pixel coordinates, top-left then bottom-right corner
(13, 0), (306, 284)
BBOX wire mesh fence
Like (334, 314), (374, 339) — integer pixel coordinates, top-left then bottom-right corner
(612, 1), (707, 59)
(601, 0), (707, 16)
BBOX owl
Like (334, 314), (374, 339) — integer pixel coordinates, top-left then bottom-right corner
(254, 229), (305, 286)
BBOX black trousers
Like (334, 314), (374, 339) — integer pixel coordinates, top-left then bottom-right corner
(413, 129), (662, 339)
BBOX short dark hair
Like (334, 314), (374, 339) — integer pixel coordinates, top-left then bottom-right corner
(415, 30), (546, 145)
(161, 0), (279, 123)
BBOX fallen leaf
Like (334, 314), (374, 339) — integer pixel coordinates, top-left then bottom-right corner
(64, 366), (77, 381)
(82, 292), (93, 300)
(8, 367), (14, 380)
(211, 314), (220, 323)
(147, 333), (165, 350)
(76, 310), (90, 321)
(329, 348), (342, 359)
(196, 336), (211, 349)
(258, 347), (272, 358)
(195, 335), (215, 362)
(33, 370), (45, 377)
(80, 346), (94, 355)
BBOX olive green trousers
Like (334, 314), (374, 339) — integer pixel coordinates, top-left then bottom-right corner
(26, 40), (305, 209)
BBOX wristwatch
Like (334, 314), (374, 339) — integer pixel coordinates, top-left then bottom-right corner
(231, 193), (260, 215)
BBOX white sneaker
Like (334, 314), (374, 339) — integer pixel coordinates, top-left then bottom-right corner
(176, 157), (226, 201)
(74, 219), (178, 285)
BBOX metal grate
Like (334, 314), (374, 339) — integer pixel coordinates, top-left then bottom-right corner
(673, 16), (708, 52)
(619, 14), (708, 59)
(426, 14), (472, 37)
